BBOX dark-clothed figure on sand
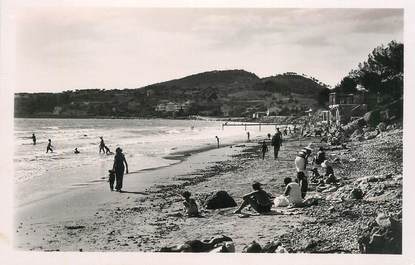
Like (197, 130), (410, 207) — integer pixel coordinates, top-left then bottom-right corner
(271, 128), (282, 159)
(113, 147), (128, 192)
(261, 141), (268, 160)
(234, 182), (273, 214)
(215, 136), (220, 148)
(32, 133), (36, 145)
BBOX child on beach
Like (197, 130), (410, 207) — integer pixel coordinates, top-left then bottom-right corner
(261, 141), (268, 160)
(233, 182), (273, 214)
(181, 191), (199, 217)
(108, 169), (116, 191)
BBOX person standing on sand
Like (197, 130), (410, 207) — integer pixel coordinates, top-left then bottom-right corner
(271, 128), (282, 159)
(296, 171), (308, 198)
(32, 133), (36, 145)
(113, 147), (128, 192)
(295, 145), (312, 175)
(215, 136), (220, 148)
(99, 137), (105, 154)
(233, 182), (273, 214)
(261, 141), (268, 160)
(46, 139), (53, 153)
(247, 132), (250, 142)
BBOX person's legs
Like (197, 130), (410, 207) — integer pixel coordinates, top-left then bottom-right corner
(234, 197), (260, 213)
(273, 147), (279, 159)
(115, 171), (124, 191)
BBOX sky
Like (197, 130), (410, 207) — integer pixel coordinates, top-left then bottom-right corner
(15, 8), (403, 93)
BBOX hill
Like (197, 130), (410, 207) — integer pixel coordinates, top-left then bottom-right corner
(14, 70), (330, 118)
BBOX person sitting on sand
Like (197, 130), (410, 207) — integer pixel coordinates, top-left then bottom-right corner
(74, 148), (80, 154)
(46, 139), (54, 153)
(322, 160), (337, 184)
(234, 182), (273, 214)
(181, 191), (199, 217)
(283, 177), (304, 207)
(313, 147), (326, 165)
(261, 140), (268, 160)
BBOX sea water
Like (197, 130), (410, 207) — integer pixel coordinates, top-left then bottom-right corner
(14, 118), (277, 206)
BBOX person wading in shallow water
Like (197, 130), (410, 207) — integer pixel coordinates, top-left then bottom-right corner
(113, 147), (128, 192)
(46, 139), (53, 153)
(215, 136), (220, 148)
(99, 136), (106, 154)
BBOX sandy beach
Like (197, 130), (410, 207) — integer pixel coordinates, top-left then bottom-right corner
(14, 127), (402, 253)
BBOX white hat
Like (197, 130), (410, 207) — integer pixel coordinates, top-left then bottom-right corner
(304, 143), (313, 151)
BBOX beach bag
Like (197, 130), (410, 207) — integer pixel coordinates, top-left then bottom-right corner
(274, 195), (289, 207)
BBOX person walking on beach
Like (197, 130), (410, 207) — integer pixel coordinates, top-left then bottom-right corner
(32, 133), (36, 145)
(215, 136), (220, 148)
(271, 128), (282, 159)
(261, 141), (268, 160)
(247, 132), (250, 142)
(233, 182), (273, 214)
(99, 137), (105, 154)
(46, 139), (53, 153)
(113, 147), (128, 192)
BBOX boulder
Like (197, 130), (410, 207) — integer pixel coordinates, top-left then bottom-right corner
(358, 214), (402, 254)
(364, 110), (381, 127)
(243, 241), (262, 253)
(205, 191), (237, 209)
(350, 188), (364, 200)
(262, 240), (282, 253)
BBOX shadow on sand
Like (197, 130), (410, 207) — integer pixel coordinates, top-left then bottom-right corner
(119, 190), (149, 195)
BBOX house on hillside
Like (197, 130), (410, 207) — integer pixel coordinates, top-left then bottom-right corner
(155, 100), (192, 113)
(252, 112), (267, 119)
(324, 92), (367, 125)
